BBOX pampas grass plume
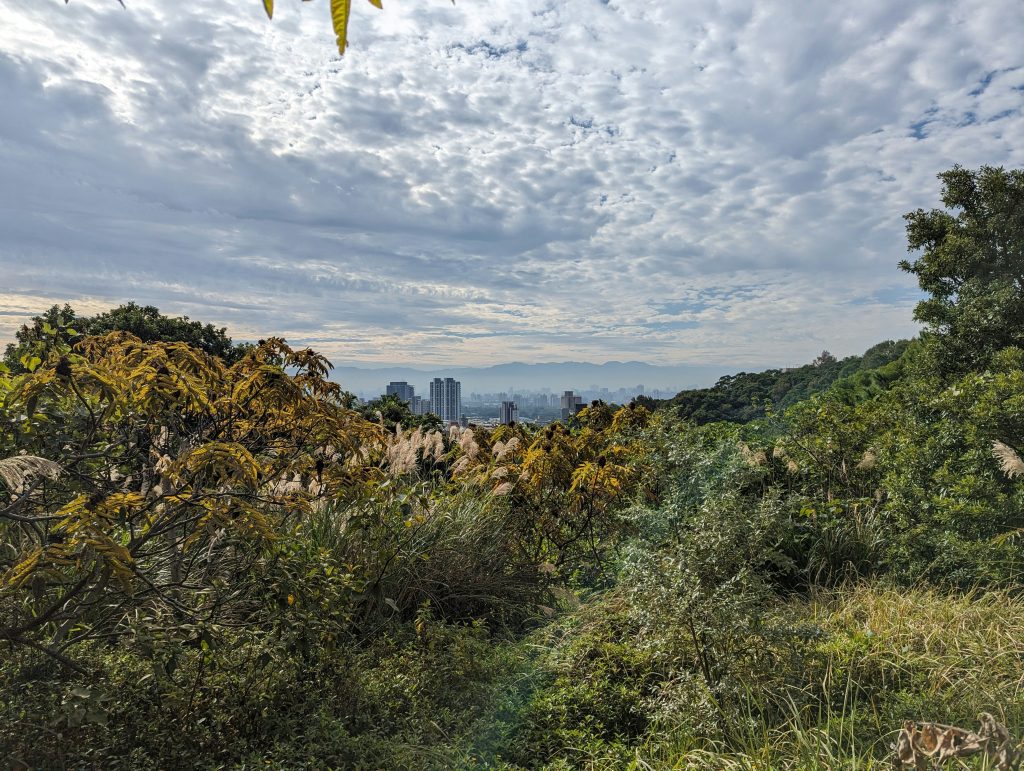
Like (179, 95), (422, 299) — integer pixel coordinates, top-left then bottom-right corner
(992, 440), (1024, 479)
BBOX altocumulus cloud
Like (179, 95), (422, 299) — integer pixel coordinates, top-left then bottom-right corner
(0, 0), (1022, 367)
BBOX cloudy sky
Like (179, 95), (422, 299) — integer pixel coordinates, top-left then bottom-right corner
(1, 0), (1022, 369)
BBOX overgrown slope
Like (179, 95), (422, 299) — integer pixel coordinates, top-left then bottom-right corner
(657, 339), (912, 424)
(2, 164), (1024, 769)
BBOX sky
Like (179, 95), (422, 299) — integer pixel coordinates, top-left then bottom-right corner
(1, 0), (1022, 369)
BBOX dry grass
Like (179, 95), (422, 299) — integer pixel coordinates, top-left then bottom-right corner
(992, 441), (1024, 480)
(807, 584), (1024, 711)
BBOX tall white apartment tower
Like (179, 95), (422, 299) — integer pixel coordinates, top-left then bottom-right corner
(429, 377), (462, 424)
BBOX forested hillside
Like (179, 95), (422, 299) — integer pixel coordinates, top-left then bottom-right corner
(656, 339), (912, 424)
(2, 165), (1024, 769)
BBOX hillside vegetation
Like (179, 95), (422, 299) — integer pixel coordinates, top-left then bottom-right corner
(656, 339), (913, 425)
(2, 164), (1024, 769)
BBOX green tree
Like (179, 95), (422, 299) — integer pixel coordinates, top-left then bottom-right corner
(660, 341), (910, 425)
(357, 392), (443, 432)
(2, 303), (80, 373)
(901, 164), (1024, 376)
(84, 302), (249, 362)
(4, 302), (249, 373)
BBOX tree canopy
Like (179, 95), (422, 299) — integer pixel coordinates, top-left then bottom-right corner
(658, 339), (912, 425)
(901, 164), (1024, 375)
(0, 333), (378, 672)
(3, 302), (250, 374)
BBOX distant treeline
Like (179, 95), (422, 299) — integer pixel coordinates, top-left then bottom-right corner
(644, 339), (913, 424)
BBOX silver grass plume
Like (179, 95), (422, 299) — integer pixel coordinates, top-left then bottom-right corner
(458, 428), (480, 461)
(992, 441), (1024, 479)
(427, 430), (445, 460)
(0, 454), (63, 493)
(494, 437), (519, 462)
(856, 450), (877, 471)
(385, 425), (446, 476)
(738, 442), (767, 468)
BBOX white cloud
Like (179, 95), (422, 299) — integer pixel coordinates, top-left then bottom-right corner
(0, 0), (1022, 368)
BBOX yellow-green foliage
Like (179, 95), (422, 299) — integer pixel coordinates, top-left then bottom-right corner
(0, 333), (382, 667)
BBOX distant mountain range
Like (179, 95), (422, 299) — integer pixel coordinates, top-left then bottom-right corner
(330, 361), (735, 397)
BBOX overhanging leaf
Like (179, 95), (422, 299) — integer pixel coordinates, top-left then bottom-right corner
(263, 0), (274, 19)
(330, 0), (351, 55)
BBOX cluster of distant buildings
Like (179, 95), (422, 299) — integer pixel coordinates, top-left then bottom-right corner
(385, 378), (611, 426)
(386, 378), (467, 424)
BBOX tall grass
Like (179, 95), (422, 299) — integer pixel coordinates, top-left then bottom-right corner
(512, 584), (1024, 770)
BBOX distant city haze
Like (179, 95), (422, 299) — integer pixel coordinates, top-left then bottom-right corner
(337, 360), (736, 401)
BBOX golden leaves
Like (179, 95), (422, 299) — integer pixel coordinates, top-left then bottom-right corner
(2, 546), (43, 589)
(327, 0), (376, 55)
(0, 333), (380, 597)
(171, 442), (263, 489)
(569, 456), (629, 498)
(14, 492), (147, 582)
(610, 403), (651, 432)
(329, 0), (351, 53)
(259, 0), (385, 56)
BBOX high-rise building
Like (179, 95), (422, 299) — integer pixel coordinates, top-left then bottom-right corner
(410, 395), (428, 415)
(498, 400), (519, 425)
(429, 377), (462, 424)
(386, 381), (415, 403)
(560, 390), (583, 421)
